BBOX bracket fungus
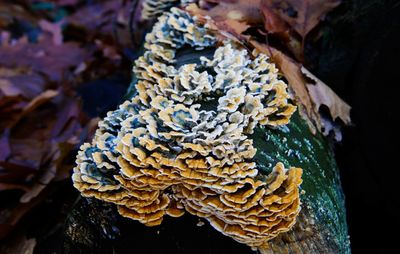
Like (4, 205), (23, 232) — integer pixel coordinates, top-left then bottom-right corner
(141, 0), (180, 20)
(72, 8), (302, 249)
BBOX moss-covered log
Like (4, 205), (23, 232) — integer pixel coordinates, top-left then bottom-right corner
(64, 7), (350, 254)
(253, 112), (350, 253)
(65, 85), (350, 253)
(63, 112), (350, 254)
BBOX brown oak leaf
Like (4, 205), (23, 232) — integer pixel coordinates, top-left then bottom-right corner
(0, 33), (87, 82)
(251, 41), (350, 136)
(261, 0), (341, 38)
(301, 67), (351, 125)
(187, 0), (263, 37)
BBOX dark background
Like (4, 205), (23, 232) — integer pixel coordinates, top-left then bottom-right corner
(314, 0), (399, 252)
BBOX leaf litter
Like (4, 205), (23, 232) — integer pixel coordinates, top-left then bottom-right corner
(0, 0), (143, 247)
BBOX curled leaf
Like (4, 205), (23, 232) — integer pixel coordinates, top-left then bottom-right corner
(301, 67), (351, 125)
(262, 0), (341, 38)
(187, 0), (262, 38)
(0, 34), (87, 82)
(260, 0), (289, 33)
(251, 41), (350, 136)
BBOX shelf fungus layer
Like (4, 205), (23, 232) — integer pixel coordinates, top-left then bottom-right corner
(141, 0), (179, 20)
(72, 8), (302, 248)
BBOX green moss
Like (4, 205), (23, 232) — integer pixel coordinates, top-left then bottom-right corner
(250, 112), (350, 253)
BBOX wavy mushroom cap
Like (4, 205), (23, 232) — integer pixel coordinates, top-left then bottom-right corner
(72, 7), (301, 248)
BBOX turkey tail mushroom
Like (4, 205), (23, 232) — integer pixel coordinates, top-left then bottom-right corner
(72, 7), (302, 249)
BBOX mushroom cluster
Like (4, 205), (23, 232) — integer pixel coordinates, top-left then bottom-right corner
(72, 7), (302, 248)
(141, 0), (196, 20)
(141, 0), (179, 20)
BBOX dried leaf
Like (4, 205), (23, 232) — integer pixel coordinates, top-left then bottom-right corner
(1, 81), (85, 235)
(0, 34), (87, 82)
(66, 0), (130, 37)
(13, 237), (36, 254)
(260, 0), (289, 33)
(187, 0), (262, 37)
(187, 1), (302, 60)
(0, 0), (131, 241)
(38, 20), (64, 46)
(0, 79), (22, 97)
(20, 165), (56, 203)
(251, 40), (351, 136)
(301, 67), (351, 124)
(0, 234), (36, 254)
(219, 19), (251, 40)
(0, 67), (46, 99)
(0, 90), (86, 234)
(21, 90), (59, 117)
(262, 0), (341, 38)
(193, 0), (264, 23)
(189, 0), (341, 61)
